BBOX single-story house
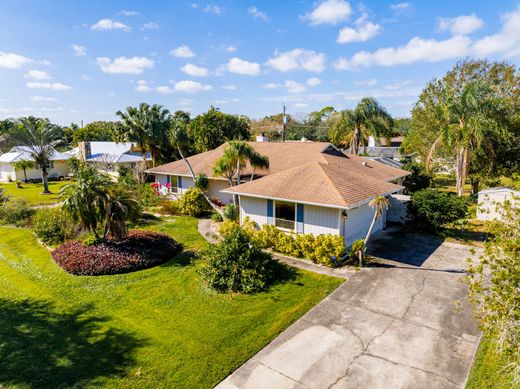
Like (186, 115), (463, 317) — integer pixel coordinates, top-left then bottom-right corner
(148, 139), (410, 247)
(68, 141), (151, 177)
(0, 146), (71, 182)
(477, 187), (520, 221)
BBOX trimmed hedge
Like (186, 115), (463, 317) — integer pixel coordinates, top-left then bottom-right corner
(52, 230), (181, 275)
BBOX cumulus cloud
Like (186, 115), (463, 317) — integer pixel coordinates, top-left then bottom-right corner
(248, 6), (269, 21)
(337, 20), (380, 43)
(390, 3), (410, 11)
(0, 51), (32, 69)
(355, 78), (377, 86)
(181, 63), (209, 77)
(24, 69), (51, 80)
(222, 84), (237, 90)
(118, 10), (139, 16)
(173, 80), (213, 93)
(142, 22), (159, 30)
(202, 4), (223, 15)
(26, 82), (72, 91)
(71, 44), (87, 56)
(170, 45), (196, 58)
(225, 57), (261, 75)
(306, 77), (321, 87)
(29, 96), (57, 102)
(261, 80), (307, 94)
(214, 98), (239, 104)
(134, 80), (174, 94)
(226, 46), (237, 52)
(438, 14), (483, 35)
(96, 56), (154, 74)
(472, 6), (520, 57)
(90, 18), (131, 31)
(302, 0), (352, 25)
(266, 49), (325, 73)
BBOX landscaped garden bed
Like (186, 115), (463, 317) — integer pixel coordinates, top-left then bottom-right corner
(52, 230), (181, 275)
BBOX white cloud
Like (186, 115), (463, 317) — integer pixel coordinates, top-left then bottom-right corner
(71, 44), (87, 56)
(0, 51), (32, 69)
(135, 80), (174, 94)
(294, 102), (308, 109)
(173, 80), (213, 93)
(261, 83), (279, 90)
(222, 84), (237, 90)
(143, 22), (159, 30)
(438, 14), (483, 35)
(181, 63), (209, 77)
(261, 80), (307, 94)
(472, 6), (520, 57)
(38, 59), (51, 66)
(24, 70), (51, 80)
(156, 86), (173, 94)
(384, 80), (411, 90)
(119, 10), (140, 16)
(355, 78), (377, 86)
(302, 0), (352, 25)
(390, 3), (410, 11)
(225, 57), (261, 75)
(26, 82), (72, 91)
(203, 4), (223, 15)
(214, 98), (239, 104)
(170, 45), (196, 58)
(226, 46), (237, 52)
(96, 56), (154, 74)
(248, 6), (269, 21)
(135, 80), (152, 93)
(266, 49), (325, 73)
(90, 19), (131, 31)
(337, 15), (381, 43)
(178, 98), (194, 107)
(306, 77), (321, 87)
(29, 96), (57, 102)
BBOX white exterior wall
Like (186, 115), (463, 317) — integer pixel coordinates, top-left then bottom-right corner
(343, 203), (385, 247)
(477, 190), (520, 221)
(303, 204), (340, 235)
(387, 194), (410, 224)
(240, 196), (268, 228)
(207, 179), (234, 204)
(0, 160), (70, 182)
(0, 162), (15, 182)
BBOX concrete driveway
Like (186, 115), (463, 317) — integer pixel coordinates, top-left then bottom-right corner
(216, 231), (481, 389)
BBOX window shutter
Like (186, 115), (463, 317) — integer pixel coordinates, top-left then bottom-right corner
(296, 204), (304, 233)
(178, 176), (182, 189)
(166, 175), (171, 184)
(267, 200), (273, 224)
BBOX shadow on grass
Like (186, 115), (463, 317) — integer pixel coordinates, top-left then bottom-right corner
(272, 261), (299, 286)
(0, 298), (145, 388)
(159, 249), (195, 268)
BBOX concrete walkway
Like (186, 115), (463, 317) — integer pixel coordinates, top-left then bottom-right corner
(216, 232), (482, 389)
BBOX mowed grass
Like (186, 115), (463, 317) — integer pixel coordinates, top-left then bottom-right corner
(0, 180), (70, 205)
(466, 336), (516, 389)
(0, 216), (343, 388)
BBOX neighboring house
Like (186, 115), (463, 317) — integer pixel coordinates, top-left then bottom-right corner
(68, 141), (150, 177)
(360, 135), (406, 161)
(477, 187), (520, 221)
(0, 146), (71, 182)
(148, 138), (410, 247)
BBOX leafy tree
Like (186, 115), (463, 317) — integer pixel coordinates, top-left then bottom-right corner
(408, 189), (468, 230)
(0, 119), (17, 152)
(71, 121), (121, 144)
(329, 98), (393, 154)
(401, 162), (432, 194)
(393, 117), (412, 136)
(12, 160), (35, 183)
(189, 107), (250, 153)
(467, 198), (520, 384)
(177, 187), (212, 217)
(8, 117), (62, 193)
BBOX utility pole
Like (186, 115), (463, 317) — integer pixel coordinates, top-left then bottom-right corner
(282, 103), (287, 142)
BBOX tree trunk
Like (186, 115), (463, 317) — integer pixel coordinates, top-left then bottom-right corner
(23, 168), (27, 183)
(455, 147), (469, 197)
(41, 166), (50, 193)
(351, 126), (361, 155)
(364, 212), (378, 245)
(177, 146), (224, 216)
(470, 177), (480, 196)
(234, 159), (241, 206)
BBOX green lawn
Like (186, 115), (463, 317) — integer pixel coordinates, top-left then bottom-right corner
(466, 337), (515, 389)
(0, 181), (70, 206)
(0, 216), (343, 388)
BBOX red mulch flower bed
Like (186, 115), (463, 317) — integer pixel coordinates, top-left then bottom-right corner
(52, 230), (181, 276)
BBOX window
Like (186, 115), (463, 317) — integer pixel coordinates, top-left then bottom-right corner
(275, 201), (296, 230)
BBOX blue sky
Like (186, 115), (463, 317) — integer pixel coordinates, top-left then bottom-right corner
(1, 0), (519, 125)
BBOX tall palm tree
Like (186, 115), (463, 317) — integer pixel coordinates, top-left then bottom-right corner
(425, 81), (503, 196)
(331, 98), (393, 155)
(364, 196), (389, 246)
(8, 117), (62, 193)
(12, 160), (35, 183)
(169, 115), (224, 216)
(116, 103), (170, 167)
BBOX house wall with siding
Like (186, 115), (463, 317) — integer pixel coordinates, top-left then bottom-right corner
(154, 174), (233, 203)
(303, 204), (340, 235)
(0, 160), (70, 182)
(343, 203), (385, 247)
(0, 163), (14, 182)
(240, 196), (268, 227)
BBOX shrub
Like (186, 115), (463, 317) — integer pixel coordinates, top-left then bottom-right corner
(178, 187), (211, 217)
(349, 239), (366, 265)
(52, 230), (181, 275)
(0, 199), (35, 227)
(408, 189), (468, 230)
(158, 199), (181, 215)
(33, 208), (78, 245)
(223, 204), (239, 221)
(137, 183), (161, 207)
(198, 227), (278, 293)
(218, 219), (240, 237)
(211, 211), (223, 222)
(402, 162), (433, 194)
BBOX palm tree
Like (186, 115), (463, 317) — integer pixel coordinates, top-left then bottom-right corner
(104, 188), (141, 240)
(425, 81), (503, 196)
(169, 114), (224, 216)
(116, 103), (170, 167)
(364, 196), (390, 246)
(13, 160), (35, 182)
(331, 98), (393, 155)
(8, 117), (62, 193)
